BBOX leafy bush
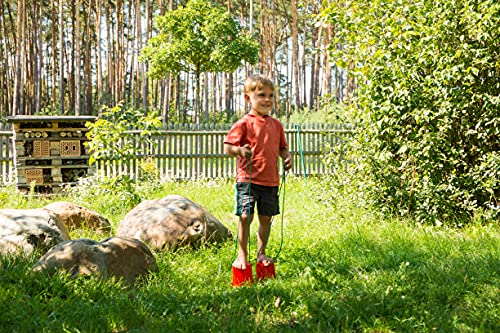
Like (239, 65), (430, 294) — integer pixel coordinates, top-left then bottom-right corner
(322, 0), (500, 223)
(85, 102), (162, 166)
(79, 103), (163, 207)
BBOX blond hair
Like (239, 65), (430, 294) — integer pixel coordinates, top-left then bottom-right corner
(244, 75), (275, 93)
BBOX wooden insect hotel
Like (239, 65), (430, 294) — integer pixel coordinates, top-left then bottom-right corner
(7, 116), (96, 193)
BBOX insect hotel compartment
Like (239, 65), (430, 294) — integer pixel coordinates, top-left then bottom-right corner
(6, 116), (96, 193)
(60, 140), (81, 156)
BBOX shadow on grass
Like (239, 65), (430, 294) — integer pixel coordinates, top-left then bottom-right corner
(278, 233), (500, 332)
(1, 231), (499, 332)
(129, 232), (499, 332)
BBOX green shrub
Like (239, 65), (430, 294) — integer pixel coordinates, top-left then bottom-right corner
(85, 102), (162, 167)
(83, 102), (162, 202)
(322, 0), (500, 224)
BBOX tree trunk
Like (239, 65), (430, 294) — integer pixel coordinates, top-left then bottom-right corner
(302, 21), (307, 109)
(116, 0), (124, 102)
(84, 0), (93, 115)
(95, 0), (103, 110)
(182, 73), (189, 122)
(128, 0), (138, 107)
(37, 1), (43, 114)
(135, 0), (142, 108)
(287, 39), (292, 118)
(12, 0), (25, 116)
(58, 0), (65, 114)
(204, 73), (209, 121)
(290, 0), (301, 112)
(195, 70), (201, 124)
(247, 0), (254, 76)
(269, 1), (280, 107)
(105, 2), (112, 105)
(225, 1), (233, 116)
(162, 77), (169, 124)
(142, 0), (151, 110)
(212, 73), (218, 115)
(259, 1), (268, 75)
(125, 0), (133, 105)
(311, 11), (322, 110)
(309, 16), (317, 110)
(75, 0), (81, 115)
(323, 23), (333, 97)
(0, 0), (13, 116)
(68, 1), (76, 114)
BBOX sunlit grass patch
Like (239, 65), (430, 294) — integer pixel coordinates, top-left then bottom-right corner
(0, 177), (499, 332)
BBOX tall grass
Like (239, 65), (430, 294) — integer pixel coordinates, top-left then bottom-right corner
(1, 177), (499, 332)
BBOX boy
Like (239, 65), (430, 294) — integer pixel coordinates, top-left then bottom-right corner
(224, 74), (292, 273)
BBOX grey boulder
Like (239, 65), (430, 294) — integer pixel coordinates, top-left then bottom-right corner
(33, 237), (157, 284)
(117, 195), (232, 251)
(0, 208), (70, 255)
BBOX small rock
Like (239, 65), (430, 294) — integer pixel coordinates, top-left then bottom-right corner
(43, 201), (112, 234)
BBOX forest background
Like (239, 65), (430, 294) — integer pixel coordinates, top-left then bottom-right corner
(0, 0), (347, 123)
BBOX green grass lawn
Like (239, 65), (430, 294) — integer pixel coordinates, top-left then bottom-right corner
(1, 177), (499, 332)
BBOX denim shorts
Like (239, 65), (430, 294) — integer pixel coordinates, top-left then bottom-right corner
(234, 182), (280, 216)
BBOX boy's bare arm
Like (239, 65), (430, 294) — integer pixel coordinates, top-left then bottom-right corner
(280, 148), (293, 171)
(224, 143), (252, 160)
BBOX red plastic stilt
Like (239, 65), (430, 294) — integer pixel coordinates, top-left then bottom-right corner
(256, 261), (276, 281)
(232, 263), (254, 287)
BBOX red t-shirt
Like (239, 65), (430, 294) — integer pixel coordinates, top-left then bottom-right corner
(224, 114), (288, 186)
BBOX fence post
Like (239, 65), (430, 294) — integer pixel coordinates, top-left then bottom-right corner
(295, 124), (306, 178)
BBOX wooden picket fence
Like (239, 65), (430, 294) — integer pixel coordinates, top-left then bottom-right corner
(0, 124), (14, 184)
(0, 122), (351, 183)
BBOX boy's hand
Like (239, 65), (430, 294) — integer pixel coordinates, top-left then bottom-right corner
(283, 155), (293, 171)
(239, 144), (252, 160)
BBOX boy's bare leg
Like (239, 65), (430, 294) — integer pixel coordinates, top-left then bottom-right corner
(233, 214), (253, 269)
(257, 215), (274, 266)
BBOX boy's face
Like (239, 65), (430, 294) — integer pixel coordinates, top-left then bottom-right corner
(245, 86), (274, 116)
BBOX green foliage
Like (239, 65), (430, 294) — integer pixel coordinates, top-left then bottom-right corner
(140, 0), (259, 78)
(85, 102), (162, 166)
(138, 157), (161, 183)
(82, 102), (162, 206)
(70, 172), (143, 208)
(201, 108), (240, 124)
(285, 96), (347, 125)
(0, 184), (54, 209)
(163, 102), (188, 124)
(322, 0), (500, 223)
(1, 178), (499, 332)
(63, 161), (164, 215)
